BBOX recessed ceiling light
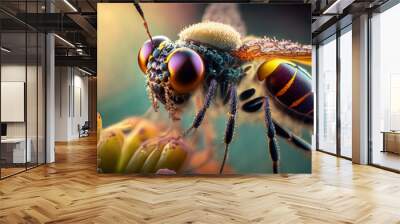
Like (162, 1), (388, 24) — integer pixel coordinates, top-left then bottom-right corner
(78, 67), (93, 76)
(1, 47), (11, 53)
(323, 0), (354, 15)
(54, 34), (75, 48)
(63, 0), (78, 12)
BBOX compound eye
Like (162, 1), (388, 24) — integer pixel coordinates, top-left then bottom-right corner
(167, 48), (205, 93)
(138, 35), (170, 74)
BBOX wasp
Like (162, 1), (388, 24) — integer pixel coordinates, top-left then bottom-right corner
(133, 3), (312, 174)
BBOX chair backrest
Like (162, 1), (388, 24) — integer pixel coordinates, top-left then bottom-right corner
(82, 121), (90, 129)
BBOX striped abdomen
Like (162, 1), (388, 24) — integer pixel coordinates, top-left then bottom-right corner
(257, 59), (313, 120)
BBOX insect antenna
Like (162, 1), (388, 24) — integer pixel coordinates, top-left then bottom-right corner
(133, 2), (154, 46)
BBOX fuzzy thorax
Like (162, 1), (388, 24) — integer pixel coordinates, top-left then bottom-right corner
(179, 22), (242, 51)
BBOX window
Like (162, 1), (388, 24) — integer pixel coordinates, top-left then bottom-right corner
(370, 3), (400, 171)
(0, 1), (47, 179)
(317, 36), (337, 154)
(339, 28), (352, 158)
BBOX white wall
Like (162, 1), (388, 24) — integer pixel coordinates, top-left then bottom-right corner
(1, 63), (46, 164)
(55, 67), (69, 141)
(1, 65), (39, 138)
(1, 65), (27, 142)
(72, 73), (89, 138)
(54, 67), (89, 141)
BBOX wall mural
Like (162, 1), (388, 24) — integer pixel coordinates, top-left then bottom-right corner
(97, 3), (313, 175)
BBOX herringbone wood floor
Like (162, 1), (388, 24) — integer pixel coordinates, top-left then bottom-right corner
(0, 136), (400, 224)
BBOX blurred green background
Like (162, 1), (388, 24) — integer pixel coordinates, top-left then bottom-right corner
(98, 3), (312, 174)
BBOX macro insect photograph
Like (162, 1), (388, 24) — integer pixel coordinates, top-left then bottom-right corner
(97, 3), (313, 175)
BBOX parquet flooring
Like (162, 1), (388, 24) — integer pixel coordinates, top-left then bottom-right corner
(0, 136), (400, 224)
(1, 167), (26, 178)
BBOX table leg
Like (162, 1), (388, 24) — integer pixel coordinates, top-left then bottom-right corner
(382, 133), (386, 153)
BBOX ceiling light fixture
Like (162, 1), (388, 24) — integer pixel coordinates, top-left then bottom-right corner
(63, 0), (78, 12)
(322, 0), (355, 15)
(323, 0), (343, 14)
(54, 34), (75, 48)
(78, 67), (93, 76)
(1, 47), (11, 53)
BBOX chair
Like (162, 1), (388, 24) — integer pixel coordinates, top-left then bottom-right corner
(79, 121), (90, 138)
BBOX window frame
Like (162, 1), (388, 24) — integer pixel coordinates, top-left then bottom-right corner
(315, 24), (353, 160)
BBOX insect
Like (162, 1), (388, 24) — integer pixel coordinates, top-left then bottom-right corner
(133, 3), (312, 174)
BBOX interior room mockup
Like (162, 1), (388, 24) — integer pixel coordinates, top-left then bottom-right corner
(0, 0), (399, 223)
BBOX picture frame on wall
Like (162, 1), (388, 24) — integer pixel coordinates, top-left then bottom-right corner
(97, 2), (313, 175)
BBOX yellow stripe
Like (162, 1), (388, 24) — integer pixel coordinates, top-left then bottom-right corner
(257, 59), (295, 81)
(289, 92), (312, 108)
(158, 41), (167, 50)
(276, 69), (297, 97)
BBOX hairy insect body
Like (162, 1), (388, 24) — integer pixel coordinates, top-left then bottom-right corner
(179, 21), (242, 50)
(182, 41), (243, 99)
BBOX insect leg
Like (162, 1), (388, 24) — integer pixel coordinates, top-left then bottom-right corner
(272, 120), (312, 151)
(219, 85), (237, 174)
(264, 96), (280, 174)
(184, 79), (218, 136)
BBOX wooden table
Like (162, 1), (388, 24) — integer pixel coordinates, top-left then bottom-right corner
(381, 131), (400, 154)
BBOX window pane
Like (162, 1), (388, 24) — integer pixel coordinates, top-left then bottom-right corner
(27, 31), (38, 169)
(318, 37), (337, 154)
(0, 0), (46, 179)
(371, 3), (400, 171)
(1, 31), (28, 177)
(340, 29), (352, 158)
